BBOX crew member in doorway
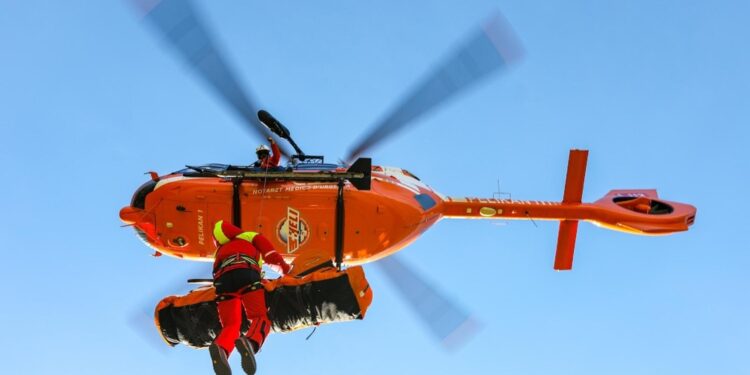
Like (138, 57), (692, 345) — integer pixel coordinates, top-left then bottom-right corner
(253, 136), (281, 169)
(209, 220), (292, 375)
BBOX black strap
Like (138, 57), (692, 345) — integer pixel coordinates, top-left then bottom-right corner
(213, 254), (259, 276)
(216, 294), (237, 302)
(296, 260), (335, 277)
(237, 281), (262, 295)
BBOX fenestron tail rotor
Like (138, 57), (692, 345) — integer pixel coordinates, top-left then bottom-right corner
(129, 0), (291, 156)
(346, 12), (523, 162)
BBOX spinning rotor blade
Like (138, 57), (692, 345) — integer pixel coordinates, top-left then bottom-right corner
(130, 0), (290, 156)
(376, 255), (481, 350)
(347, 13), (522, 162)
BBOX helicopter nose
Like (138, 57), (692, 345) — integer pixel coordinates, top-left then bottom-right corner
(120, 206), (143, 225)
(120, 205), (161, 247)
(122, 176), (163, 249)
(120, 206), (158, 238)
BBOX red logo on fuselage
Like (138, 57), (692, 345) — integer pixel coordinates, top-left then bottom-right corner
(277, 207), (309, 253)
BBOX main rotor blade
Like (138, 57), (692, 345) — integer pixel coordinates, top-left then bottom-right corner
(376, 255), (481, 350)
(346, 13), (522, 162)
(129, 0), (291, 156)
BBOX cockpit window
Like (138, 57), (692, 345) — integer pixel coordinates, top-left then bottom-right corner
(131, 179), (157, 209)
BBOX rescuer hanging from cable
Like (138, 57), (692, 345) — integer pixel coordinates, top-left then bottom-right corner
(209, 220), (292, 375)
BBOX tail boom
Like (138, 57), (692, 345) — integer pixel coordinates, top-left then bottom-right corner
(441, 150), (696, 270)
(441, 196), (693, 234)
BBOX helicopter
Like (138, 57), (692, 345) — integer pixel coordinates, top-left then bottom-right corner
(120, 117), (695, 271)
(122, 0), (697, 348)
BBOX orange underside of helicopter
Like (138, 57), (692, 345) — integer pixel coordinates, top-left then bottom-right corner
(120, 150), (696, 272)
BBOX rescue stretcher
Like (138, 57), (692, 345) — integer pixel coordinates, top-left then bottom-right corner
(155, 266), (373, 348)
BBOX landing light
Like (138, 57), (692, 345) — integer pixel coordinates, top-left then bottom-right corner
(479, 207), (497, 217)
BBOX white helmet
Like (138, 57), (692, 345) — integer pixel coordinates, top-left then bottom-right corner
(256, 144), (270, 153)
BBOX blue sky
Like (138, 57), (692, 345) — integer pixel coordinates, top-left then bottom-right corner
(1, 1), (748, 374)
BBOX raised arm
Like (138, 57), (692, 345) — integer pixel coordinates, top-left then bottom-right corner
(268, 137), (281, 167)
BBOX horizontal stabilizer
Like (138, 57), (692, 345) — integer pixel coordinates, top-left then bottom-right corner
(553, 150), (588, 270)
(554, 220), (579, 270)
(562, 149), (588, 203)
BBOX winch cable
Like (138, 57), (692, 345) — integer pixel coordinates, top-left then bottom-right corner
(251, 164), (272, 279)
(255, 164), (271, 231)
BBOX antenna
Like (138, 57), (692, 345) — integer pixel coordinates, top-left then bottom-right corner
(492, 179), (510, 227)
(492, 179), (511, 200)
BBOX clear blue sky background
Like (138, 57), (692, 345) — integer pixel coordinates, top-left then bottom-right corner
(1, 1), (748, 374)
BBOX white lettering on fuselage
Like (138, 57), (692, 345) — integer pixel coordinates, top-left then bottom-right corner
(251, 184), (338, 195)
(449, 197), (561, 206)
(197, 209), (205, 245)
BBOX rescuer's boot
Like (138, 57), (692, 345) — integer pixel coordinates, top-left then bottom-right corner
(209, 342), (232, 375)
(235, 337), (257, 375)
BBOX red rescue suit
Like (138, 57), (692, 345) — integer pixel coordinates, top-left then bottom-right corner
(255, 142), (280, 169)
(212, 220), (291, 356)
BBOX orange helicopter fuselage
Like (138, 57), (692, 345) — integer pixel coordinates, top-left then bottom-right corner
(120, 165), (443, 270)
(120, 151), (697, 272)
